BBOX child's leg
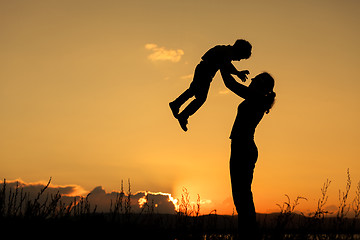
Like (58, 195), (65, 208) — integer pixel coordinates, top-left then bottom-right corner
(178, 94), (207, 118)
(172, 62), (211, 131)
(179, 80), (210, 118)
(171, 88), (194, 109)
(176, 82), (210, 131)
(169, 88), (194, 118)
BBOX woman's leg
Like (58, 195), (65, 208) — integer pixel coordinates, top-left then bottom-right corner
(230, 140), (258, 238)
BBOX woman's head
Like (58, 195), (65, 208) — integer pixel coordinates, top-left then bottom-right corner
(249, 72), (276, 114)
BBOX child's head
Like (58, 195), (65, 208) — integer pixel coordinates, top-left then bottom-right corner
(232, 39), (252, 60)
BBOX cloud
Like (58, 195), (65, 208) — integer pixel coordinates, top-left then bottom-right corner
(145, 43), (184, 63)
(85, 187), (178, 214)
(0, 179), (216, 215)
(219, 89), (230, 95)
(1, 178), (87, 197)
(137, 191), (179, 213)
(0, 179), (178, 214)
(180, 74), (193, 80)
(0, 179), (89, 212)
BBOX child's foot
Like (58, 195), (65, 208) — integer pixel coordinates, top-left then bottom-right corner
(169, 101), (179, 118)
(177, 115), (188, 132)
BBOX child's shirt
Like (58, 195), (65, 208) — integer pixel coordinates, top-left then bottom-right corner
(200, 45), (232, 78)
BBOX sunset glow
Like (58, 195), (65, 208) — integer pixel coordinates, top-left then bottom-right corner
(138, 191), (179, 211)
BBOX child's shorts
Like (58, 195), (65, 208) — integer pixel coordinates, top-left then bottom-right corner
(189, 62), (214, 99)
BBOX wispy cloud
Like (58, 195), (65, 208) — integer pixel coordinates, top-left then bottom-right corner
(180, 74), (193, 80)
(145, 43), (184, 63)
(219, 89), (230, 95)
(1, 178), (88, 197)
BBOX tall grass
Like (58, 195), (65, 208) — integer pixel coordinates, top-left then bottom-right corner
(1, 171), (360, 239)
(263, 169), (360, 240)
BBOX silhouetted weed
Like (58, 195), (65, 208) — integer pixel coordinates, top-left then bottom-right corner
(1, 171), (360, 239)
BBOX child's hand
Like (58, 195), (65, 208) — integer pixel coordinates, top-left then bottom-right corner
(237, 70), (250, 82)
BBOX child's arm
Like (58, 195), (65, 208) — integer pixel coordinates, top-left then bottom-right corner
(220, 68), (252, 99)
(222, 62), (249, 82)
(222, 62), (238, 74)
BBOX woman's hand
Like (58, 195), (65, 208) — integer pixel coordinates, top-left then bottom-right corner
(236, 70), (250, 82)
(221, 68), (249, 99)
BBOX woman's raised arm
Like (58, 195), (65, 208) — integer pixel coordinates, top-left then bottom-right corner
(220, 68), (250, 99)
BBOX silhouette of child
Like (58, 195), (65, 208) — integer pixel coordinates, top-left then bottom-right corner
(169, 39), (252, 131)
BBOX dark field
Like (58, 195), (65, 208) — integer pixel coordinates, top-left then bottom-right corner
(1, 176), (360, 239)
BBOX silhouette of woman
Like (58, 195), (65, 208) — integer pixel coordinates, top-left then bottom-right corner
(220, 68), (276, 239)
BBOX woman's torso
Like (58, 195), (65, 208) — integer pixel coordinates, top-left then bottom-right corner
(230, 98), (265, 140)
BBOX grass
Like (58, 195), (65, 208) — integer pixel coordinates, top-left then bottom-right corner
(1, 171), (360, 239)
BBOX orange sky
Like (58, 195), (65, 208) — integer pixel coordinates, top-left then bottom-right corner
(1, 0), (360, 215)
